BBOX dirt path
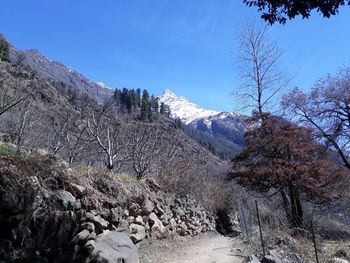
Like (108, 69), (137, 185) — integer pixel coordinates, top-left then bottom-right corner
(139, 232), (248, 263)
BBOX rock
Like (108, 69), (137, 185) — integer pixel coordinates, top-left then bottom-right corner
(169, 218), (177, 231)
(161, 214), (171, 225)
(74, 200), (82, 210)
(110, 207), (123, 224)
(70, 183), (87, 198)
(70, 229), (90, 245)
(261, 255), (282, 263)
(86, 212), (109, 234)
(0, 193), (27, 215)
(0, 239), (14, 262)
(329, 258), (350, 263)
(129, 223), (146, 243)
(116, 220), (129, 232)
(145, 179), (160, 192)
(81, 222), (95, 233)
(246, 254), (260, 263)
(52, 190), (76, 210)
(25, 255), (49, 263)
(88, 230), (139, 263)
(129, 203), (142, 217)
(148, 212), (158, 224)
(151, 218), (168, 239)
(123, 209), (129, 219)
(142, 197), (154, 214)
(32, 193), (44, 210)
(126, 216), (135, 224)
(334, 249), (348, 259)
(32, 210), (79, 249)
(176, 222), (188, 236)
(275, 235), (297, 247)
(134, 215), (144, 225)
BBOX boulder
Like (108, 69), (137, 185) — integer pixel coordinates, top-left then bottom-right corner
(69, 183), (87, 198)
(86, 212), (109, 234)
(151, 218), (168, 239)
(134, 215), (144, 225)
(52, 190), (76, 210)
(87, 231), (139, 263)
(148, 212), (158, 224)
(81, 222), (95, 233)
(142, 197), (154, 214)
(70, 229), (90, 245)
(129, 223), (146, 243)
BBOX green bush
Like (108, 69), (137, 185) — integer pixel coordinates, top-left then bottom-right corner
(116, 173), (134, 181)
(0, 144), (17, 155)
(0, 144), (31, 158)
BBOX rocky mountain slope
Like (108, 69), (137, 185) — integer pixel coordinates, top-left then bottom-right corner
(9, 46), (114, 101)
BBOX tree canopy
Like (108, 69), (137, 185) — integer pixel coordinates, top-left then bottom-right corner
(282, 67), (350, 171)
(230, 113), (343, 227)
(243, 0), (350, 24)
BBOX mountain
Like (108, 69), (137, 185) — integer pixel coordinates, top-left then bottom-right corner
(9, 47), (114, 101)
(158, 89), (219, 124)
(158, 89), (247, 158)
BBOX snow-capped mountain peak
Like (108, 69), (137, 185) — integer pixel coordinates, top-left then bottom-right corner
(158, 89), (219, 124)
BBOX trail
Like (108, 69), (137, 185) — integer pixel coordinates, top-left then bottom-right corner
(139, 232), (248, 263)
(169, 234), (246, 263)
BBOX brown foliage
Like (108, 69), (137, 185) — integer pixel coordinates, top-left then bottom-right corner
(230, 113), (344, 226)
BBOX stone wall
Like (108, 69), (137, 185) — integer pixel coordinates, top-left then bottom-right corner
(0, 155), (216, 262)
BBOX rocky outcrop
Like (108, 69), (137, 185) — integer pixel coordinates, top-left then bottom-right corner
(0, 155), (216, 262)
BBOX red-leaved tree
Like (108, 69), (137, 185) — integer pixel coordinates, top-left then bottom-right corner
(229, 113), (344, 227)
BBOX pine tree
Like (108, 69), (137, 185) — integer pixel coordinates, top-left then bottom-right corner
(141, 89), (151, 121)
(160, 102), (166, 115)
(136, 88), (141, 107)
(0, 34), (10, 62)
(114, 89), (121, 104)
(151, 95), (159, 112)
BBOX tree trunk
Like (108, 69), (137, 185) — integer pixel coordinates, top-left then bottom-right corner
(289, 184), (303, 228)
(106, 156), (114, 170)
(280, 190), (292, 224)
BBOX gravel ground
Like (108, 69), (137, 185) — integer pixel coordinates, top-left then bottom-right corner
(138, 231), (249, 263)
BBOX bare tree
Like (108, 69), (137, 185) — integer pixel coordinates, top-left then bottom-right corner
(44, 111), (91, 163)
(86, 101), (128, 170)
(128, 123), (174, 180)
(282, 67), (350, 170)
(6, 101), (42, 150)
(0, 66), (37, 116)
(234, 20), (291, 117)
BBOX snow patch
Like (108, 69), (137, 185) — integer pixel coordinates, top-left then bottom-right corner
(158, 89), (219, 124)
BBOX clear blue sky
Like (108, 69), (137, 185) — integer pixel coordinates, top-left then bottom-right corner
(0, 1), (349, 113)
